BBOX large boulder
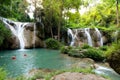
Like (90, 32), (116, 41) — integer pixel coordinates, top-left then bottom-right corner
(107, 50), (120, 74)
(51, 72), (108, 80)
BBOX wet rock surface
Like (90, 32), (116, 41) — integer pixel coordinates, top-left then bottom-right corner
(51, 72), (108, 80)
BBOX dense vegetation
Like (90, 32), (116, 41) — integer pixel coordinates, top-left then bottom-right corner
(61, 45), (106, 61)
(0, 21), (11, 49)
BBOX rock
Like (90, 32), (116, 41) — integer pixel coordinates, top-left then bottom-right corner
(8, 35), (19, 49)
(51, 72), (108, 80)
(24, 29), (44, 49)
(107, 50), (120, 74)
(102, 36), (108, 44)
(72, 58), (95, 69)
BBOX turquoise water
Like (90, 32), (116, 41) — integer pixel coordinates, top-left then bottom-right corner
(0, 49), (79, 77)
(0, 48), (120, 80)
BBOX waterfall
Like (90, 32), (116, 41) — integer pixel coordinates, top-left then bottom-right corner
(84, 28), (93, 46)
(95, 28), (103, 46)
(67, 28), (78, 46)
(68, 28), (74, 46)
(0, 17), (28, 49)
(33, 23), (36, 48)
(15, 22), (28, 49)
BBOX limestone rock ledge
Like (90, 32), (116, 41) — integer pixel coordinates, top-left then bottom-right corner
(51, 72), (108, 80)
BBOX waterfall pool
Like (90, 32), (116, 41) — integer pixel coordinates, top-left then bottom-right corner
(0, 48), (120, 80)
(0, 48), (80, 77)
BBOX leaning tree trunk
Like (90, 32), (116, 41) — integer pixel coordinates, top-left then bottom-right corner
(116, 0), (119, 27)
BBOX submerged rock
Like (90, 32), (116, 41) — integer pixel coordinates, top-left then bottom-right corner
(51, 72), (108, 80)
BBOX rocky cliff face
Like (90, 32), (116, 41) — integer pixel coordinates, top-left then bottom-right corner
(6, 23), (44, 49)
(24, 24), (44, 49)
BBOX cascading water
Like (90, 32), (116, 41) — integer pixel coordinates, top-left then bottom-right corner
(67, 28), (74, 46)
(84, 28), (93, 46)
(15, 22), (28, 49)
(0, 17), (28, 49)
(95, 28), (103, 46)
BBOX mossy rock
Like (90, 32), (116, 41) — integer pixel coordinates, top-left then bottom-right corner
(107, 50), (120, 74)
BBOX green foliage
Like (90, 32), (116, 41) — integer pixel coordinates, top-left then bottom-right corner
(0, 0), (30, 22)
(60, 46), (72, 54)
(84, 48), (105, 61)
(45, 38), (61, 49)
(105, 41), (120, 57)
(68, 48), (86, 58)
(15, 76), (27, 80)
(99, 46), (108, 51)
(0, 20), (11, 46)
(0, 68), (7, 80)
(81, 44), (91, 49)
(61, 46), (105, 61)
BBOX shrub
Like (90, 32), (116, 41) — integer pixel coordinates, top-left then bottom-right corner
(105, 41), (120, 57)
(60, 46), (72, 54)
(81, 44), (91, 49)
(84, 48), (105, 61)
(68, 49), (86, 58)
(45, 38), (61, 49)
(99, 46), (108, 51)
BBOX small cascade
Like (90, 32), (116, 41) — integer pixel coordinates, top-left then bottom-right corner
(0, 17), (28, 49)
(67, 28), (74, 46)
(15, 22), (28, 49)
(95, 28), (103, 46)
(84, 28), (93, 46)
(94, 65), (120, 80)
(67, 28), (78, 46)
(33, 23), (36, 48)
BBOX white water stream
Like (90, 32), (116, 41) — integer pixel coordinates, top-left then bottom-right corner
(84, 28), (93, 46)
(95, 28), (103, 46)
(0, 17), (28, 49)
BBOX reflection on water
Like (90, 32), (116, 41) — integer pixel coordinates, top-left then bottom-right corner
(0, 49), (80, 77)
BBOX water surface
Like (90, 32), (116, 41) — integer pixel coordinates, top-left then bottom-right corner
(0, 48), (80, 77)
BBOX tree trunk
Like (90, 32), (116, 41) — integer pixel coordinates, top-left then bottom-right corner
(34, 0), (37, 22)
(58, 2), (63, 41)
(58, 19), (61, 41)
(116, 0), (119, 27)
(50, 26), (53, 38)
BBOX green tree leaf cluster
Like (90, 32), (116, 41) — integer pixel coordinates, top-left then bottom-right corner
(0, 20), (11, 47)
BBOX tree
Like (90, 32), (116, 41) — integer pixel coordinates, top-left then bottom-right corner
(0, 0), (29, 21)
(42, 0), (82, 40)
